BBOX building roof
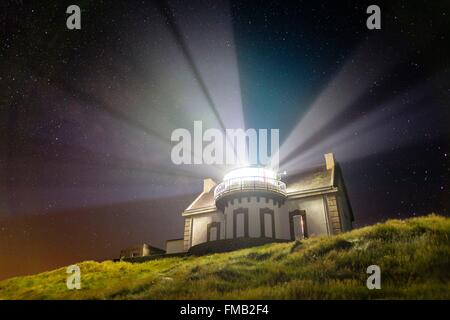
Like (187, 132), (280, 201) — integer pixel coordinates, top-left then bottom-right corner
(188, 188), (216, 211)
(285, 165), (334, 195)
(166, 238), (184, 242)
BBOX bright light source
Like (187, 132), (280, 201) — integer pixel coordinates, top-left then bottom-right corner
(215, 166), (286, 200)
(223, 167), (277, 181)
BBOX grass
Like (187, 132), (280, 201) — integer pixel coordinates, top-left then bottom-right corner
(0, 214), (449, 299)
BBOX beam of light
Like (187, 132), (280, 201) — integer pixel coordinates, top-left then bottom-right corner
(37, 0), (245, 181)
(163, 0), (247, 167)
(282, 85), (436, 173)
(272, 35), (399, 169)
(6, 82), (216, 213)
(76, 0), (246, 176)
(3, 1), (249, 215)
(158, 0), (245, 129)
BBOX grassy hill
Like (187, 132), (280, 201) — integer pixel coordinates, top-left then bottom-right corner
(0, 214), (449, 299)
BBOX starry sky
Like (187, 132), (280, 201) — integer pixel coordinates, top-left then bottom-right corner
(0, 0), (449, 280)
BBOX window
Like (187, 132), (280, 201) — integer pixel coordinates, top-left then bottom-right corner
(207, 222), (220, 242)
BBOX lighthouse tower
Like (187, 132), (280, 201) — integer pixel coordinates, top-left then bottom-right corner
(214, 167), (286, 241)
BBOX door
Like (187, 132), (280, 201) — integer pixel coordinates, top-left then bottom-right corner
(289, 210), (308, 240)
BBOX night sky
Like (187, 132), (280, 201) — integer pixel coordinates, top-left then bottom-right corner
(1, 0), (449, 280)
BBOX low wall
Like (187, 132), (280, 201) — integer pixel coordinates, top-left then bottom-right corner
(189, 237), (289, 255)
(117, 252), (188, 263)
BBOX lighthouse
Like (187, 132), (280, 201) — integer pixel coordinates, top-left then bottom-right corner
(172, 153), (354, 254)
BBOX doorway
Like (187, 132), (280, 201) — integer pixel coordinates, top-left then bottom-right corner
(289, 210), (308, 240)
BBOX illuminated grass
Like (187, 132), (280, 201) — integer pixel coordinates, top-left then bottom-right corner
(0, 214), (449, 299)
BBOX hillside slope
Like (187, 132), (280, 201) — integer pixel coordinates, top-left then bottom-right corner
(0, 214), (449, 299)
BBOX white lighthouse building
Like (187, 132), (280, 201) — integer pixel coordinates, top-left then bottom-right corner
(169, 153), (353, 254)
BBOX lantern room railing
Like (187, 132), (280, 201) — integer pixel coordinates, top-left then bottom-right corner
(214, 176), (286, 200)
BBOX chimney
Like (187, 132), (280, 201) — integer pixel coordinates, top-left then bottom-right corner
(203, 178), (216, 193)
(325, 153), (335, 170)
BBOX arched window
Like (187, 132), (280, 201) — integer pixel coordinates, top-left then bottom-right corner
(260, 208), (275, 238)
(207, 222), (220, 242)
(233, 208), (249, 238)
(289, 210), (308, 240)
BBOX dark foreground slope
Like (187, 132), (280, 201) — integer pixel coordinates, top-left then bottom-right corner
(0, 214), (449, 299)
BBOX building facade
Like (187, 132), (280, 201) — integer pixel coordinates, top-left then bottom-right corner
(180, 153), (353, 254)
(119, 243), (165, 259)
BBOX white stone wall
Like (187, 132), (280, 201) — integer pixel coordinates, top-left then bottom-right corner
(188, 194), (331, 248)
(223, 196), (283, 239)
(190, 211), (225, 247)
(286, 196), (329, 236)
